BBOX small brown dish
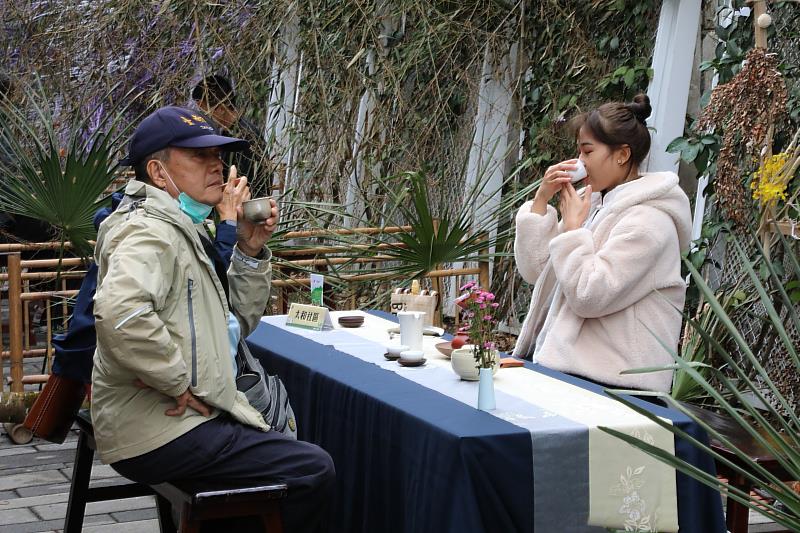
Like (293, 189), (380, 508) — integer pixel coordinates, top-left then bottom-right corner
(384, 352), (400, 361)
(338, 316), (364, 328)
(397, 358), (426, 367)
(435, 341), (453, 358)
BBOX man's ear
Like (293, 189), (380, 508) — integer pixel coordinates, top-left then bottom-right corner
(147, 160), (167, 189)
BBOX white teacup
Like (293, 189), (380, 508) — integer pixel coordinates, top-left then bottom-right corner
(242, 197), (272, 222)
(568, 159), (587, 183)
(399, 349), (424, 362)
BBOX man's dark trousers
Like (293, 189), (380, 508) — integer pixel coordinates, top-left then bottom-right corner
(111, 415), (335, 532)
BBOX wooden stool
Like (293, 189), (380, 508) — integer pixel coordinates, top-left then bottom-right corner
(66, 410), (287, 533)
(685, 404), (796, 533)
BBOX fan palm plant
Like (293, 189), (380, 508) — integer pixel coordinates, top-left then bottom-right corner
(345, 165), (539, 279)
(0, 83), (136, 257)
(599, 234), (800, 531)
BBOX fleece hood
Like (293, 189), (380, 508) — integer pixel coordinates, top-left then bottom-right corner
(588, 171), (692, 252)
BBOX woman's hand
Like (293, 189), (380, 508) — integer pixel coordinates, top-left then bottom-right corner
(559, 183), (593, 231)
(237, 198), (279, 257)
(216, 166), (250, 222)
(532, 159), (578, 215)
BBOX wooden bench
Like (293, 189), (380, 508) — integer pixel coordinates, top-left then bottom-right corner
(66, 410), (287, 533)
(685, 404), (796, 533)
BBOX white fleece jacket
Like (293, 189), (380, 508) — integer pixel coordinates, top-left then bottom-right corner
(512, 172), (692, 392)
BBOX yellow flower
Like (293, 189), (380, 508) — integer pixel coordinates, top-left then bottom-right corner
(751, 153), (790, 207)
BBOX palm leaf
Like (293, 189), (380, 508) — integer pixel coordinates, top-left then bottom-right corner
(0, 82), (139, 256)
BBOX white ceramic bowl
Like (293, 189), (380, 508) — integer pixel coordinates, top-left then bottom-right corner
(399, 349), (424, 362)
(242, 197), (272, 222)
(386, 344), (410, 357)
(451, 345), (498, 381)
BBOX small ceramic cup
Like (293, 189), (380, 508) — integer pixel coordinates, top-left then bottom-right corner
(386, 344), (410, 358)
(399, 349), (424, 362)
(568, 159), (587, 183)
(242, 197), (272, 222)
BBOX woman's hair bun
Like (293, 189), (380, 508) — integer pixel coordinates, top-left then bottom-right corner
(627, 93), (651, 126)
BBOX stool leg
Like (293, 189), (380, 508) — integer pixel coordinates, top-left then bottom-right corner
(64, 430), (93, 533)
(727, 474), (751, 533)
(261, 502), (284, 533)
(179, 503), (201, 533)
(156, 493), (177, 533)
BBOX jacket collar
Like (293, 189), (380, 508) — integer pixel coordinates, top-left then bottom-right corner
(122, 180), (229, 309)
(584, 171), (692, 252)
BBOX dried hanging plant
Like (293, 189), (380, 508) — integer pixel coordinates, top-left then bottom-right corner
(696, 48), (788, 230)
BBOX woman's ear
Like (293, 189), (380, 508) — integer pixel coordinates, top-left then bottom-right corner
(615, 145), (632, 166)
(147, 160), (167, 189)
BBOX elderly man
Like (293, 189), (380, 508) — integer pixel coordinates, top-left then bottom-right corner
(92, 106), (334, 532)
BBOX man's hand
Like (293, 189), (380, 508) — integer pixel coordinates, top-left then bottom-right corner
(237, 198), (279, 257)
(165, 388), (213, 417)
(559, 183), (592, 232)
(133, 379), (212, 417)
(216, 165), (250, 222)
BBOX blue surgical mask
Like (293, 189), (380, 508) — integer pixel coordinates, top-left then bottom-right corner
(177, 192), (214, 224)
(158, 162), (214, 224)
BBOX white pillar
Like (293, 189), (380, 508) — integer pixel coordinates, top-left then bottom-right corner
(344, 48), (378, 226)
(447, 37), (523, 316)
(344, 5), (396, 226)
(645, 0), (702, 173)
(264, 5), (301, 192)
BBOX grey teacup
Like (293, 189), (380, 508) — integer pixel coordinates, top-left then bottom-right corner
(242, 197), (272, 222)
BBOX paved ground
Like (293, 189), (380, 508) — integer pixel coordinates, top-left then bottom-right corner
(0, 356), (789, 532)
(0, 355), (159, 533)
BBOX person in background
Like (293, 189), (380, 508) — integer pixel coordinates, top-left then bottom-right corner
(92, 106), (334, 532)
(512, 94), (692, 394)
(191, 74), (272, 197)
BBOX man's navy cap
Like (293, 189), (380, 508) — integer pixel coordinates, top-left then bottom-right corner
(119, 106), (249, 166)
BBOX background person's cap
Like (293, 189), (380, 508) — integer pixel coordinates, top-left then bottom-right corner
(119, 106), (248, 166)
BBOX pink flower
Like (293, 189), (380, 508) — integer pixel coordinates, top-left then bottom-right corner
(459, 281), (476, 291)
(485, 293), (495, 300)
(479, 303), (486, 309)
(491, 302), (499, 308)
(483, 315), (492, 321)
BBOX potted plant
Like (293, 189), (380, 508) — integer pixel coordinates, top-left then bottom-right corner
(451, 281), (500, 409)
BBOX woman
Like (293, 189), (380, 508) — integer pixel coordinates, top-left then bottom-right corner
(513, 94), (692, 393)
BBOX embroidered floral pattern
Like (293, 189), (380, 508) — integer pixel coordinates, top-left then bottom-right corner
(610, 429), (659, 532)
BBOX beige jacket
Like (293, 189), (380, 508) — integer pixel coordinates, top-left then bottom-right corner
(512, 172), (692, 392)
(92, 180), (270, 464)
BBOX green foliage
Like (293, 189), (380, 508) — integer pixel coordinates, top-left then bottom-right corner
(666, 133), (721, 176)
(520, 0), (660, 182)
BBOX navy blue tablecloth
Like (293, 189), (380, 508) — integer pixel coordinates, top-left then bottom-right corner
(247, 312), (725, 533)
